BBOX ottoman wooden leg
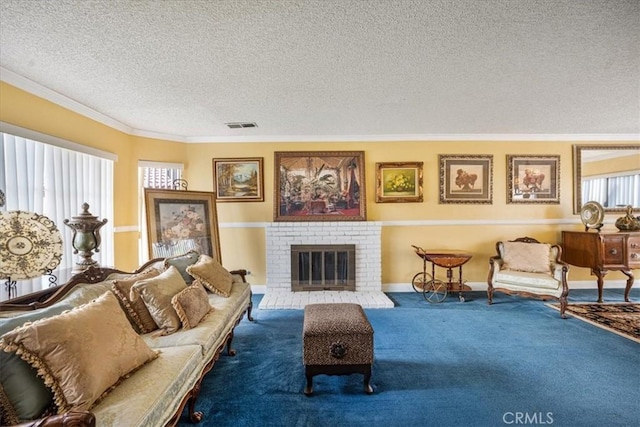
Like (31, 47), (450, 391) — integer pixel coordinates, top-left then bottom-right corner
(363, 365), (373, 394)
(304, 366), (313, 396)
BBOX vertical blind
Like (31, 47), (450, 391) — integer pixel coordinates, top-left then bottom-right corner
(0, 132), (114, 299)
(582, 174), (639, 208)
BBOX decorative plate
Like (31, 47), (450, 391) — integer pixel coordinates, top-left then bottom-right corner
(580, 201), (605, 229)
(0, 210), (63, 280)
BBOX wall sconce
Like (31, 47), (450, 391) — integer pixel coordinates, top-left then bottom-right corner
(64, 203), (108, 273)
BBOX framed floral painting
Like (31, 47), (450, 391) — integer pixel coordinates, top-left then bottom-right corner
(507, 155), (560, 204)
(144, 189), (221, 262)
(439, 155), (493, 204)
(376, 162), (423, 203)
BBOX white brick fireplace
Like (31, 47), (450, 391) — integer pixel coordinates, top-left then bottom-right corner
(259, 221), (393, 309)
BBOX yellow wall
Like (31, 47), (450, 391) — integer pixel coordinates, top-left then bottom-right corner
(0, 82), (187, 270)
(1, 82), (637, 287)
(582, 153), (640, 177)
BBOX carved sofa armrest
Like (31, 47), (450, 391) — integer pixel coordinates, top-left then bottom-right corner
(15, 411), (95, 427)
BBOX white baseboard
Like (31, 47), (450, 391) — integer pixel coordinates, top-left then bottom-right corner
(250, 280), (630, 295)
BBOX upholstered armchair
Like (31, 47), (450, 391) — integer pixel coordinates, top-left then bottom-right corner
(488, 237), (569, 318)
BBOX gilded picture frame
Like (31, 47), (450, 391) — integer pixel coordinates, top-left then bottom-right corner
(144, 189), (221, 262)
(507, 155), (560, 204)
(212, 157), (264, 202)
(274, 151), (366, 221)
(376, 162), (424, 203)
(439, 155), (493, 204)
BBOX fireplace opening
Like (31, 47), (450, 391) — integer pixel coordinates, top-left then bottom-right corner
(291, 244), (356, 291)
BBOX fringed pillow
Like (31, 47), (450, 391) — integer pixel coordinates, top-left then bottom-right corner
(0, 292), (158, 414)
(0, 351), (54, 424)
(186, 255), (233, 297)
(130, 266), (188, 335)
(111, 268), (161, 333)
(171, 282), (212, 330)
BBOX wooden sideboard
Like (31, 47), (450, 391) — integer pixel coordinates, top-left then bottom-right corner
(561, 230), (640, 302)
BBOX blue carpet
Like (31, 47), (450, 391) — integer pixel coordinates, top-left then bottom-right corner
(179, 289), (640, 427)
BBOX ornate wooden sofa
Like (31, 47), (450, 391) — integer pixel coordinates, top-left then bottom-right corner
(0, 256), (254, 427)
(488, 236), (569, 318)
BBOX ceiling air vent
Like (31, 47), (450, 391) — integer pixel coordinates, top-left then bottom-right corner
(226, 122), (257, 129)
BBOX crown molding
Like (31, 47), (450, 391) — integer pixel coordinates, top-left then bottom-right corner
(183, 133), (640, 143)
(3, 67), (638, 144)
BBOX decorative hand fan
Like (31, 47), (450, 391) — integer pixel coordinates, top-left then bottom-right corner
(0, 210), (63, 280)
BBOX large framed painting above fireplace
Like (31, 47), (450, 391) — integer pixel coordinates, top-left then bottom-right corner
(274, 151), (366, 221)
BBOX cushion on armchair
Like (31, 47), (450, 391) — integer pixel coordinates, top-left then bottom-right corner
(501, 241), (552, 274)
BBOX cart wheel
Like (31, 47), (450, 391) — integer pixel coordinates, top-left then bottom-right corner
(411, 272), (433, 293)
(423, 279), (447, 303)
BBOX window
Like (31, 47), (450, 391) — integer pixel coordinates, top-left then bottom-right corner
(0, 128), (114, 300)
(582, 173), (640, 208)
(138, 161), (183, 264)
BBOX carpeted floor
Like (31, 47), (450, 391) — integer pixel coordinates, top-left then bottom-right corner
(547, 302), (640, 343)
(179, 289), (640, 427)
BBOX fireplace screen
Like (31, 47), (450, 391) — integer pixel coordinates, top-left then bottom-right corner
(291, 244), (355, 291)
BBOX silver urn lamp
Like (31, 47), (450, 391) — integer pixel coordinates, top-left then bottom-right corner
(64, 203), (108, 272)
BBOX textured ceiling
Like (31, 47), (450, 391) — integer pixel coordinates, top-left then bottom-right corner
(1, 0), (639, 142)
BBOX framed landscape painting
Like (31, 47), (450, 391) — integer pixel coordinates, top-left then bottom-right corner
(144, 189), (221, 262)
(439, 155), (493, 204)
(212, 157), (264, 202)
(376, 162), (423, 203)
(274, 151), (366, 221)
(507, 155), (560, 204)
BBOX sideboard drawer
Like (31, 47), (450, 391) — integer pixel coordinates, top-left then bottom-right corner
(629, 236), (640, 268)
(602, 236), (626, 266)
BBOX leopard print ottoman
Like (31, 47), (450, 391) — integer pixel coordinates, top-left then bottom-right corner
(302, 303), (374, 395)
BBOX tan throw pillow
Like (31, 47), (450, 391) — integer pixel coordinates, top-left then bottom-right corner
(171, 282), (213, 330)
(502, 241), (552, 273)
(111, 268), (161, 333)
(186, 254), (234, 297)
(0, 292), (158, 414)
(130, 266), (188, 334)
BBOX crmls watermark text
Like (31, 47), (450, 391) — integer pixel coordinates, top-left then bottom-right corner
(503, 412), (554, 425)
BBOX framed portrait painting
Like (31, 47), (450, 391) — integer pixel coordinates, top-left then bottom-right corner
(212, 157), (264, 202)
(274, 151), (366, 221)
(507, 155), (560, 204)
(376, 162), (423, 203)
(439, 155), (493, 204)
(144, 189), (221, 262)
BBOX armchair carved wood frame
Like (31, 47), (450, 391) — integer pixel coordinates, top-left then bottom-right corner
(488, 237), (569, 318)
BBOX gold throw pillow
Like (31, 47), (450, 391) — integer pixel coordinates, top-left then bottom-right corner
(0, 292), (158, 414)
(130, 266), (188, 334)
(111, 268), (161, 333)
(186, 254), (233, 297)
(171, 282), (213, 330)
